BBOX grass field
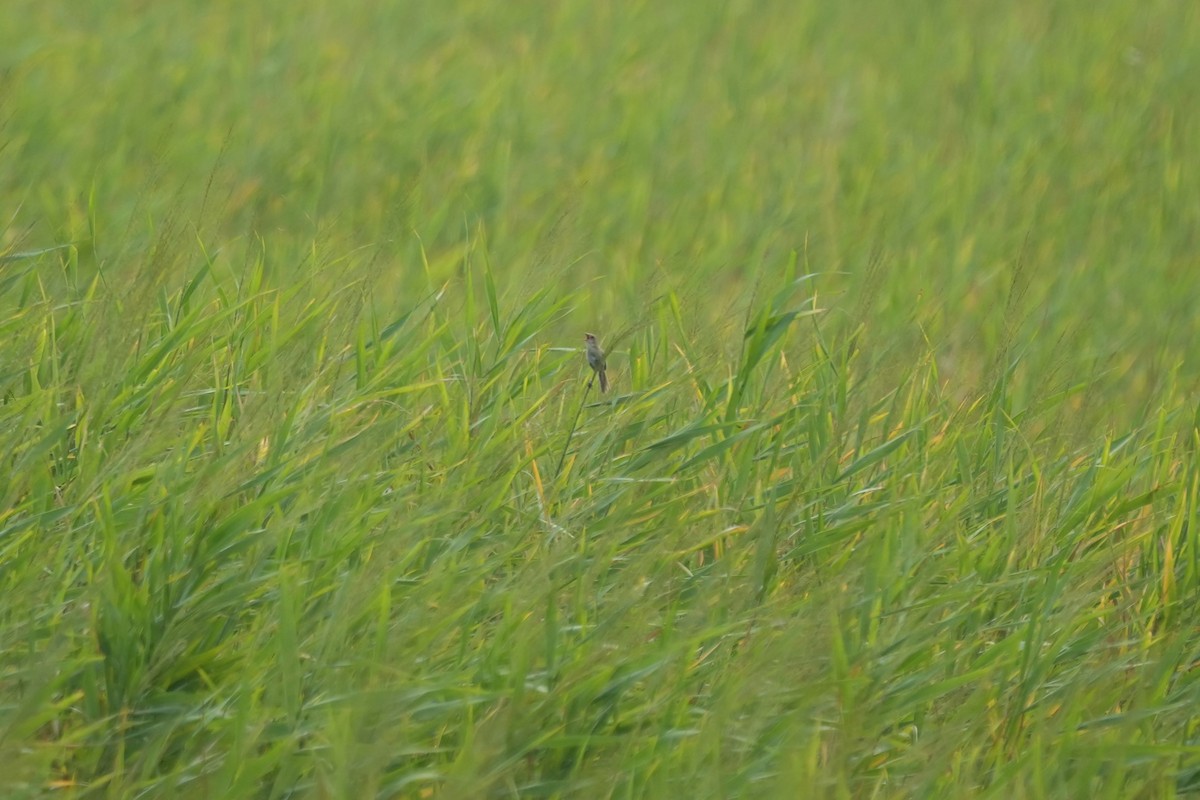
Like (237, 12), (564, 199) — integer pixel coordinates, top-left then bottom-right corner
(3, 1), (1200, 797)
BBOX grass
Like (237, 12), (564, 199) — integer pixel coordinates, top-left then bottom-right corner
(2, 0), (1200, 797)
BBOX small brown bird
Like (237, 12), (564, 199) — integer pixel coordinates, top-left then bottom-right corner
(584, 333), (608, 392)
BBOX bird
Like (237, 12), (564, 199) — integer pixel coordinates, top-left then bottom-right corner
(584, 333), (608, 393)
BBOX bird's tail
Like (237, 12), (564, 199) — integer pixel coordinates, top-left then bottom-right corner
(599, 370), (608, 393)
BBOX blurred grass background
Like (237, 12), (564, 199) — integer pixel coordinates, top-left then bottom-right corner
(3, 0), (1200, 797)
